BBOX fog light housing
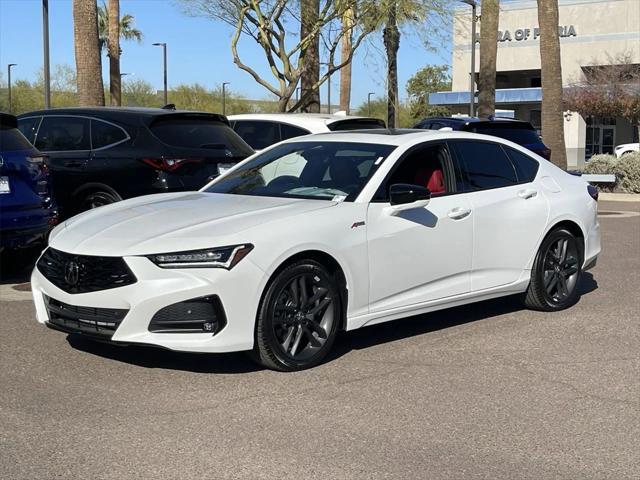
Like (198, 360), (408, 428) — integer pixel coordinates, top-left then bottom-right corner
(149, 295), (227, 334)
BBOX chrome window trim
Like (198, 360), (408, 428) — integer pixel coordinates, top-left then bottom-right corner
(20, 114), (130, 153)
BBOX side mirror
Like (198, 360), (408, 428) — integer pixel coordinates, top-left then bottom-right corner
(387, 183), (431, 215)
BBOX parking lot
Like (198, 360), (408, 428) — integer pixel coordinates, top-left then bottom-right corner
(0, 200), (638, 479)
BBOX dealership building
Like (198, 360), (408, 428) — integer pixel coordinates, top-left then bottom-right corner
(430, 0), (640, 168)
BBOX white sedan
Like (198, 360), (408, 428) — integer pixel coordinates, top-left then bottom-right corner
(32, 130), (601, 371)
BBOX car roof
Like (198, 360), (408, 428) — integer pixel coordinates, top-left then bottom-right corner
(421, 116), (534, 127)
(227, 112), (383, 132)
(17, 106), (229, 125)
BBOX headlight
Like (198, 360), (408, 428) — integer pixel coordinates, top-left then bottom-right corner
(147, 244), (253, 269)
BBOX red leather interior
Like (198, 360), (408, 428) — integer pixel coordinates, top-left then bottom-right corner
(414, 168), (446, 195)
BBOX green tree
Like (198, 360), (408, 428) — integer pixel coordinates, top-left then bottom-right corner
(406, 65), (451, 121)
(122, 79), (158, 107)
(97, 1), (143, 53)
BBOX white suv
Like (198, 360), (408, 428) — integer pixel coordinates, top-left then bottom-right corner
(228, 113), (385, 151)
(614, 143), (639, 158)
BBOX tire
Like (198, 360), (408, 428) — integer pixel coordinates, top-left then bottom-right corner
(79, 190), (121, 212)
(252, 260), (342, 371)
(524, 228), (582, 311)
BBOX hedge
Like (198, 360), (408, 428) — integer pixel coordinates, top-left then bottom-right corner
(583, 152), (640, 193)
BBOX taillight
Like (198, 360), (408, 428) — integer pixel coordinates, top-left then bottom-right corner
(587, 184), (599, 202)
(142, 157), (203, 172)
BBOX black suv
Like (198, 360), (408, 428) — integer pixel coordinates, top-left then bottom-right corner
(413, 116), (551, 160)
(17, 107), (253, 218)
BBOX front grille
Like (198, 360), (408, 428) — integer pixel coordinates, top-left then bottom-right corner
(37, 248), (137, 294)
(44, 295), (128, 339)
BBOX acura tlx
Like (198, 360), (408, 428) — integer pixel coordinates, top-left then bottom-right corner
(32, 130), (601, 371)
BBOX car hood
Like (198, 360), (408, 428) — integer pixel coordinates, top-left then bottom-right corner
(49, 192), (336, 256)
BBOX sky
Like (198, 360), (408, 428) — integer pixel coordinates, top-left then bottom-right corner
(0, 0), (453, 108)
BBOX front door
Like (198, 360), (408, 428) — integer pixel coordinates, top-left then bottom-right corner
(366, 142), (473, 313)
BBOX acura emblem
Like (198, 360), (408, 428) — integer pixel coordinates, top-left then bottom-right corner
(64, 261), (80, 286)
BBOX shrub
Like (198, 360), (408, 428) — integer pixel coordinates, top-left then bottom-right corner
(616, 152), (640, 193)
(583, 152), (640, 193)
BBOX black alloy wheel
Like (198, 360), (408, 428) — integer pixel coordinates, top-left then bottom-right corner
(524, 228), (582, 311)
(80, 190), (121, 211)
(253, 260), (341, 371)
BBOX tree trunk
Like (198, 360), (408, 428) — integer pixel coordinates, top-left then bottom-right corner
(538, 0), (567, 169)
(108, 0), (121, 106)
(383, 3), (400, 128)
(339, 7), (354, 114)
(477, 0), (499, 118)
(73, 0), (104, 106)
(300, 0), (320, 113)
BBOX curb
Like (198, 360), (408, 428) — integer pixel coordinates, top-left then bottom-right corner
(598, 193), (640, 202)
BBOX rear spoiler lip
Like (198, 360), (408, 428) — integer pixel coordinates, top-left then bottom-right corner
(0, 112), (18, 128)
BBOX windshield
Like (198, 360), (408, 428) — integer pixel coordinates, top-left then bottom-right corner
(204, 141), (396, 201)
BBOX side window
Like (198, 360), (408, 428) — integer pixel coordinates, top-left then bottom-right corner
(17, 117), (41, 144)
(280, 123), (309, 141)
(452, 140), (517, 191)
(35, 116), (90, 152)
(91, 119), (128, 149)
(430, 122), (445, 130)
(504, 146), (540, 183)
(375, 143), (452, 201)
(233, 121), (280, 150)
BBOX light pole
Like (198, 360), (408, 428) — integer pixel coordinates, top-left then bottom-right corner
(367, 92), (375, 116)
(152, 42), (168, 105)
(222, 82), (230, 115)
(42, 0), (50, 109)
(461, 0), (477, 117)
(7, 64), (17, 113)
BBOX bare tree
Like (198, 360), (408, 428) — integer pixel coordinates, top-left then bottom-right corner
(73, 0), (105, 106)
(179, 0), (376, 112)
(537, 0), (567, 169)
(477, 0), (498, 118)
(564, 53), (640, 140)
(108, 0), (121, 105)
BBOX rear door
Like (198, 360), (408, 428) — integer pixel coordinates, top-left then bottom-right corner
(148, 114), (254, 188)
(450, 139), (549, 290)
(33, 115), (92, 206)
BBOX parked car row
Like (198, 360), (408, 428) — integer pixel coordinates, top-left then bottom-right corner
(3, 107), (565, 251)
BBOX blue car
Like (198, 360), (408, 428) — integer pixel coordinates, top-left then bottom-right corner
(0, 112), (57, 250)
(413, 116), (552, 160)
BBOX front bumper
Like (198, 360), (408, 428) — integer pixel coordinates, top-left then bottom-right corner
(32, 254), (267, 353)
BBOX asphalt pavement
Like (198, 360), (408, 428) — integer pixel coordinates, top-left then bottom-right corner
(0, 200), (638, 479)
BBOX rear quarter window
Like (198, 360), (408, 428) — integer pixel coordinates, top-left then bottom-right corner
(0, 126), (35, 152)
(150, 116), (253, 157)
(504, 146), (540, 183)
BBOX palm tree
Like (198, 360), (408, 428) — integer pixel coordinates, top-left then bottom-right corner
(383, 2), (400, 127)
(73, 0), (104, 106)
(300, 0), (321, 113)
(378, 1), (450, 128)
(108, 0), (121, 106)
(537, 0), (568, 169)
(97, 1), (143, 54)
(339, 6), (355, 114)
(477, 0), (499, 118)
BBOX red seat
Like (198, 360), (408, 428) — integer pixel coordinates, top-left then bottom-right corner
(414, 168), (445, 195)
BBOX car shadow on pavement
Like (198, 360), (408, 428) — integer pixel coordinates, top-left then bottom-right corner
(64, 273), (598, 374)
(0, 245), (42, 284)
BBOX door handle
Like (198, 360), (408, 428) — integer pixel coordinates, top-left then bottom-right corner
(447, 207), (472, 220)
(518, 188), (538, 199)
(64, 160), (85, 167)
